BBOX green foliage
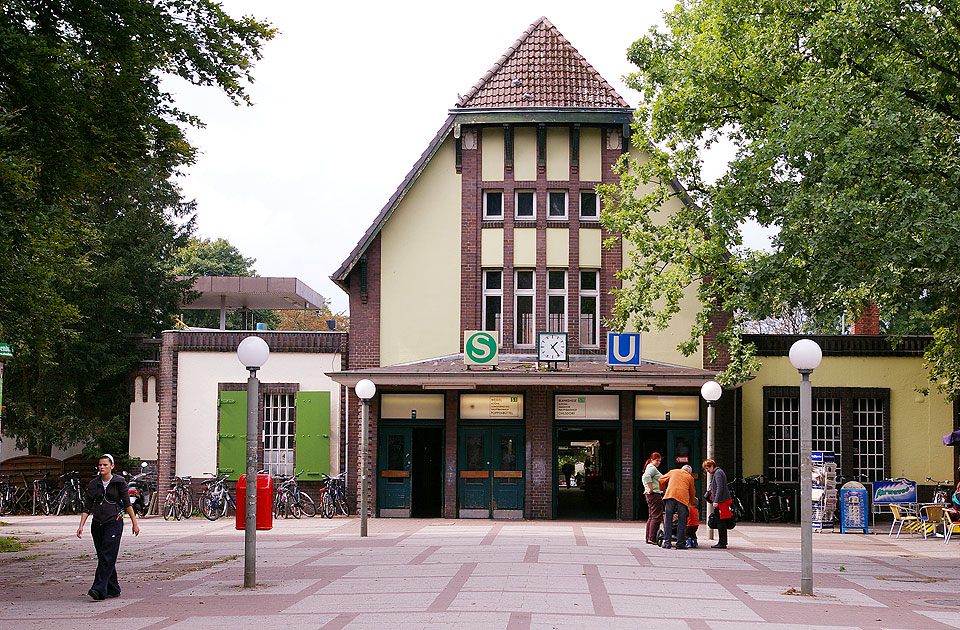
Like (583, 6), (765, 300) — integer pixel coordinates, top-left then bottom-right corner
(0, 1), (275, 453)
(602, 0), (960, 396)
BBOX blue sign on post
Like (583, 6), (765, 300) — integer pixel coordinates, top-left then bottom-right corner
(840, 488), (869, 534)
(607, 333), (642, 366)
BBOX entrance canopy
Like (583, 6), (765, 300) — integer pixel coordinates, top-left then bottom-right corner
(328, 355), (718, 390)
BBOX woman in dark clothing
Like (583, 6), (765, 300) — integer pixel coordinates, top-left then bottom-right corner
(703, 458), (731, 549)
(77, 454), (140, 600)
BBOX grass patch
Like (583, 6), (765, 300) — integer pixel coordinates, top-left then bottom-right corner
(0, 521), (10, 527)
(0, 536), (28, 552)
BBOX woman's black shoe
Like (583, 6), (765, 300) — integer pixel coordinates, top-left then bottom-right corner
(87, 589), (104, 601)
(711, 544), (727, 549)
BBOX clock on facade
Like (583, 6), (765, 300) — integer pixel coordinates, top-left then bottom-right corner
(537, 332), (568, 362)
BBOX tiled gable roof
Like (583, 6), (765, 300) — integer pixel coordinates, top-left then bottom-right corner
(456, 16), (630, 109)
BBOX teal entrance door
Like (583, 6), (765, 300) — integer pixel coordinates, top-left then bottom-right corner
(459, 426), (524, 518)
(378, 426), (412, 517)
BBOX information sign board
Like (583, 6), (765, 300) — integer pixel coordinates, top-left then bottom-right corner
(840, 488), (869, 534)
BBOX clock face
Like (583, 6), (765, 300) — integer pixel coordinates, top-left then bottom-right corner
(538, 332), (568, 361)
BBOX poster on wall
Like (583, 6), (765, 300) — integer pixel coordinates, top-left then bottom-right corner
(554, 395), (619, 420)
(460, 394), (523, 419)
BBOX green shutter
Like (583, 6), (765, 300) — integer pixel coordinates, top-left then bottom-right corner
(217, 391), (247, 481)
(295, 391), (331, 480)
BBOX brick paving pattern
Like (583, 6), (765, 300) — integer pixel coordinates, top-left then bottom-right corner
(1, 516), (959, 629)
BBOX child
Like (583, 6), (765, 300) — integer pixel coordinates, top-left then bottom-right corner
(685, 504), (700, 548)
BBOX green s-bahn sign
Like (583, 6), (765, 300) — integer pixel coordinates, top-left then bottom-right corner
(464, 331), (499, 366)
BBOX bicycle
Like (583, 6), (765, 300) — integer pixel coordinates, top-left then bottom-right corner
(162, 476), (192, 520)
(321, 472), (348, 518)
(55, 471), (84, 516)
(0, 475), (30, 515)
(32, 472), (56, 515)
(272, 473), (300, 519)
(927, 477), (954, 504)
(197, 473), (237, 521)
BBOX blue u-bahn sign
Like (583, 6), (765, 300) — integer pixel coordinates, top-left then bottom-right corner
(607, 333), (642, 366)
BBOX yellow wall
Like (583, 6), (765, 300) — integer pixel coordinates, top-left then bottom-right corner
(619, 146), (702, 368)
(546, 228), (569, 267)
(546, 127), (569, 181)
(380, 136), (462, 364)
(740, 356), (955, 481)
(579, 228), (602, 268)
(514, 228), (536, 267)
(580, 128), (602, 181)
(514, 127), (537, 181)
(481, 228), (504, 267)
(482, 127), (504, 182)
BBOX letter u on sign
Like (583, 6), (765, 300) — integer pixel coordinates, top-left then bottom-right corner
(607, 333), (642, 366)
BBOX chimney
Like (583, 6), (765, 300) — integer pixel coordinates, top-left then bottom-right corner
(851, 301), (880, 335)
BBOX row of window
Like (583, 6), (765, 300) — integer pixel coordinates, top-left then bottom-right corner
(767, 396), (885, 483)
(484, 190), (598, 221)
(482, 270), (600, 348)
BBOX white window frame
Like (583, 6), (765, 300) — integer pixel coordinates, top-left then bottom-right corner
(580, 190), (599, 221)
(546, 269), (567, 332)
(547, 190), (568, 220)
(514, 269), (535, 347)
(579, 270), (599, 346)
(515, 190), (536, 220)
(262, 393), (295, 476)
(483, 190), (503, 220)
(853, 398), (884, 482)
(482, 269), (503, 343)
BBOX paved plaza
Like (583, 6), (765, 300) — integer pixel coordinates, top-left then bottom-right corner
(0, 514), (958, 629)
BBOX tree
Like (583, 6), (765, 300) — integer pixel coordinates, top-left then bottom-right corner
(274, 300), (350, 332)
(0, 1), (275, 454)
(600, 0), (960, 397)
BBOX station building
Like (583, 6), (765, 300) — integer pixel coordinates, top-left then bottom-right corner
(327, 17), (958, 520)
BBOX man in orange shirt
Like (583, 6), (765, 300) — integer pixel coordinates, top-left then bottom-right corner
(658, 464), (697, 549)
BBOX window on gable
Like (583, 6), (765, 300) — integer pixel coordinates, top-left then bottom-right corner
(548, 191), (567, 219)
(483, 191), (503, 220)
(515, 270), (535, 346)
(516, 190), (535, 219)
(579, 270), (599, 346)
(547, 270), (566, 332)
(580, 191), (598, 220)
(483, 270), (502, 342)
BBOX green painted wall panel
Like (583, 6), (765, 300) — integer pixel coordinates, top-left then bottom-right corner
(295, 391), (331, 480)
(217, 391), (247, 481)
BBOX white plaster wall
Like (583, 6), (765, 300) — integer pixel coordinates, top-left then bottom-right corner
(129, 376), (159, 460)
(175, 351), (342, 478)
(0, 440), (84, 461)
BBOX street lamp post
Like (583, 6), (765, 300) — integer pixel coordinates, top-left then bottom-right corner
(356, 379), (376, 538)
(700, 380), (722, 541)
(237, 336), (270, 589)
(789, 338), (822, 596)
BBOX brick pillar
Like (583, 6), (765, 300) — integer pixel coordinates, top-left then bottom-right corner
(600, 126), (623, 356)
(350, 392), (378, 517)
(444, 391), (458, 518)
(620, 392), (635, 519)
(157, 332), (178, 498)
(525, 387), (552, 518)
(461, 126), (481, 339)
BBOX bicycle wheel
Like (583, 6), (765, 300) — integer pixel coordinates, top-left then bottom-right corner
(163, 495), (180, 521)
(180, 489), (193, 519)
(335, 492), (349, 517)
(274, 494), (285, 519)
(55, 490), (70, 516)
(321, 491), (334, 518)
(290, 499), (302, 519)
(299, 493), (316, 517)
(199, 494), (217, 521)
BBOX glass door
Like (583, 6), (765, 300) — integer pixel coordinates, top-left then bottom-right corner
(458, 426), (491, 516)
(492, 427), (524, 516)
(378, 426), (412, 516)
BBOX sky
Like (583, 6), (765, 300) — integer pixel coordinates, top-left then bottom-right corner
(170, 1), (740, 313)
